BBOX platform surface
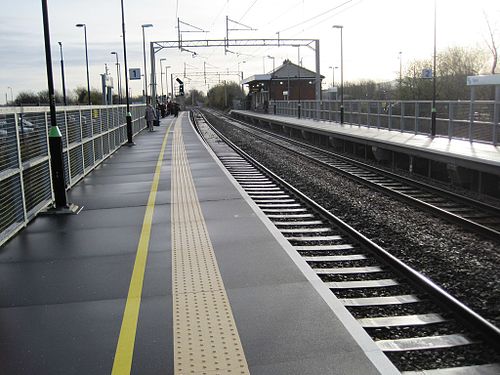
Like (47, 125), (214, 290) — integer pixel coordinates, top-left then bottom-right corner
(0, 113), (398, 374)
(231, 110), (500, 169)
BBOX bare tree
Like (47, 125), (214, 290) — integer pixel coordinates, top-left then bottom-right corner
(484, 12), (498, 74)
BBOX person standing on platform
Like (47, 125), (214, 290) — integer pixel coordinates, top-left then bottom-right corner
(145, 101), (157, 132)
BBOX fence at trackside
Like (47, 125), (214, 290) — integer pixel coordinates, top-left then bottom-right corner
(271, 99), (499, 145)
(0, 104), (146, 246)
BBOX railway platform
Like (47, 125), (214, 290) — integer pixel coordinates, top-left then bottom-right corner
(230, 110), (500, 196)
(0, 112), (398, 374)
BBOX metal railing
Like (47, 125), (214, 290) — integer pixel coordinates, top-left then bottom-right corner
(271, 99), (500, 145)
(0, 104), (146, 246)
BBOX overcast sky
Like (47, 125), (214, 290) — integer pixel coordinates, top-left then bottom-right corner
(1, 0), (499, 103)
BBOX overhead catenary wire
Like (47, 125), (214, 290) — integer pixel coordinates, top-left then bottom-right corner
(278, 0), (353, 33)
(239, 0), (259, 22)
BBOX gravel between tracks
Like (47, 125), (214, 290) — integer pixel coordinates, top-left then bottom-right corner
(204, 110), (500, 328)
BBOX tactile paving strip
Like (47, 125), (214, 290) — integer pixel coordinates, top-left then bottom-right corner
(171, 116), (250, 375)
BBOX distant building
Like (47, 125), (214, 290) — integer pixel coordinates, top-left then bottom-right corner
(242, 59), (323, 112)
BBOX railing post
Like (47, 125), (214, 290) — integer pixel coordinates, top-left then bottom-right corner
(388, 102), (393, 131)
(415, 102), (419, 135)
(400, 102), (405, 132)
(493, 86), (499, 146)
(14, 113), (28, 225)
(358, 101), (362, 127)
(377, 102), (381, 129)
(367, 101), (370, 128)
(469, 88), (475, 142)
(448, 102), (454, 140)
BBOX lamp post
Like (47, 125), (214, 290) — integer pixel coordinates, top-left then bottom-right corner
(399, 51), (402, 85)
(165, 65), (171, 100)
(238, 60), (246, 92)
(431, 0), (437, 137)
(76, 23), (91, 105)
(141, 23), (153, 103)
(160, 58), (166, 101)
(328, 66), (338, 88)
(297, 46), (301, 118)
(7, 86), (13, 102)
(120, 0), (133, 144)
(333, 25), (344, 124)
(267, 55), (275, 71)
(58, 42), (67, 105)
(42, 0), (72, 210)
(111, 52), (122, 104)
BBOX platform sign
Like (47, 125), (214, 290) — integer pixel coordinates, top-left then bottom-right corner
(421, 68), (433, 79)
(467, 75), (500, 86)
(129, 68), (141, 80)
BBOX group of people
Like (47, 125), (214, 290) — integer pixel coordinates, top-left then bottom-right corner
(145, 100), (180, 132)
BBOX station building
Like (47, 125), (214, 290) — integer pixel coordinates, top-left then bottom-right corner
(242, 59), (324, 112)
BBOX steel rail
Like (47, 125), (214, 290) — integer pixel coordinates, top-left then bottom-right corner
(209, 109), (500, 242)
(192, 108), (500, 351)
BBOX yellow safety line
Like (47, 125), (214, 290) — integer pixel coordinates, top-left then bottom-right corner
(111, 119), (175, 375)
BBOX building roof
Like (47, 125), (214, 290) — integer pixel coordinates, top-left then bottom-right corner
(242, 74), (272, 85)
(242, 59), (324, 85)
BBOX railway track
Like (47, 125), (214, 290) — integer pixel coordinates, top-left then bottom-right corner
(204, 108), (500, 242)
(190, 109), (500, 374)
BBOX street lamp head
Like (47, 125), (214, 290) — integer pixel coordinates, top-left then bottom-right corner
(332, 25), (343, 29)
(142, 23), (153, 28)
(160, 58), (166, 61)
(267, 55), (274, 59)
(76, 23), (85, 28)
(111, 51), (117, 55)
(58, 41), (62, 46)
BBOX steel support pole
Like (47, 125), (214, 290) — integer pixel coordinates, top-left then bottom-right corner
(431, 0), (437, 137)
(165, 66), (169, 100)
(171, 73), (174, 99)
(83, 26), (91, 105)
(117, 62), (122, 104)
(160, 60), (164, 100)
(315, 39), (321, 120)
(340, 27), (344, 124)
(41, 0), (70, 208)
(121, 0), (134, 144)
(494, 86), (500, 146)
(150, 42), (156, 105)
(142, 26), (148, 102)
(58, 42), (67, 105)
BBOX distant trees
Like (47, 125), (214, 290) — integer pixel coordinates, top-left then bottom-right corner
(73, 86), (103, 105)
(484, 13), (498, 74)
(14, 90), (64, 106)
(185, 89), (206, 106)
(206, 82), (244, 110)
(342, 46), (491, 101)
(14, 87), (104, 106)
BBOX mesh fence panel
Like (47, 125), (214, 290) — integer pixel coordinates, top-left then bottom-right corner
(55, 112), (67, 148)
(67, 110), (81, 144)
(23, 161), (52, 218)
(83, 141), (94, 170)
(0, 173), (24, 242)
(0, 105), (146, 245)
(69, 146), (84, 179)
(92, 108), (102, 135)
(81, 109), (92, 139)
(19, 112), (48, 163)
(0, 113), (18, 172)
(94, 139), (103, 161)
